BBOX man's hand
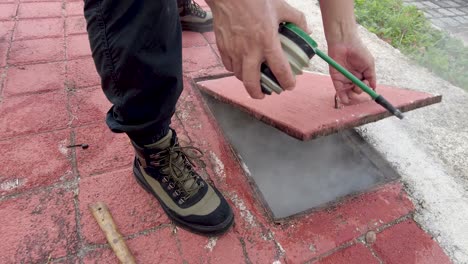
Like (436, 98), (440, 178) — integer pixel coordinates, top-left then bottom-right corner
(319, 0), (377, 104)
(206, 0), (309, 99)
(328, 37), (376, 104)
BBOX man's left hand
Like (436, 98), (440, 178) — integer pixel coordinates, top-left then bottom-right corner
(327, 37), (376, 104)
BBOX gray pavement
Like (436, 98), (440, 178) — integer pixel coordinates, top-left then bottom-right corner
(405, 0), (468, 44)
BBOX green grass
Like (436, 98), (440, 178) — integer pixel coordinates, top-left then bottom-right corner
(354, 0), (468, 90)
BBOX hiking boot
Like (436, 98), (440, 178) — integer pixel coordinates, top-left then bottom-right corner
(132, 129), (234, 235)
(179, 0), (213, 32)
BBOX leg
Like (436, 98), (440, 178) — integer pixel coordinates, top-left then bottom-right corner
(84, 0), (233, 235)
(84, 0), (182, 143)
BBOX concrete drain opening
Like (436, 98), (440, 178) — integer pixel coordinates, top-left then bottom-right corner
(203, 93), (400, 221)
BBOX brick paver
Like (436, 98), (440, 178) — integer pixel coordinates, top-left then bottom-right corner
(0, 188), (78, 263)
(79, 168), (169, 245)
(65, 15), (86, 36)
(0, 129), (72, 196)
(0, 1), (453, 263)
(272, 183), (414, 263)
(315, 244), (379, 264)
(372, 219), (452, 263)
(8, 37), (65, 65)
(0, 3), (17, 21)
(14, 18), (64, 40)
(0, 91), (69, 139)
(4, 61), (65, 96)
(406, 0), (468, 43)
(66, 34), (91, 59)
(0, 20), (15, 42)
(74, 123), (133, 177)
(68, 86), (110, 127)
(66, 57), (101, 88)
(18, 2), (62, 19)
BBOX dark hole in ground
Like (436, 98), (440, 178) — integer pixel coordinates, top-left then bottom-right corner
(202, 92), (400, 220)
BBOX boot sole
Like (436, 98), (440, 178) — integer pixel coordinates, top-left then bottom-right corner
(133, 159), (234, 236)
(181, 21), (213, 33)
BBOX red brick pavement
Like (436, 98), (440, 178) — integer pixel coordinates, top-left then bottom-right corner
(0, 1), (451, 263)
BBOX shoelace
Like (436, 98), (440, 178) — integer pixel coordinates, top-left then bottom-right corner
(150, 145), (204, 201)
(183, 0), (206, 18)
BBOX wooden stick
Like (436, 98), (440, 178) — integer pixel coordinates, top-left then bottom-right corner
(89, 202), (136, 264)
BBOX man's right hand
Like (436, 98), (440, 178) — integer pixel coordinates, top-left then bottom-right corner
(206, 0), (310, 99)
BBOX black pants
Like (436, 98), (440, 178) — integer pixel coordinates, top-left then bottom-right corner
(84, 0), (182, 141)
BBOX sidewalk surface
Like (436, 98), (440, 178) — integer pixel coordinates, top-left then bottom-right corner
(0, 0), (454, 263)
(405, 0), (468, 44)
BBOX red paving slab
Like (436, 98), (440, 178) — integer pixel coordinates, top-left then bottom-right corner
(14, 17), (64, 40)
(0, 7), (453, 262)
(198, 73), (442, 140)
(8, 37), (65, 65)
(271, 183), (414, 263)
(183, 45), (220, 73)
(372, 219), (451, 264)
(177, 229), (246, 264)
(4, 61), (65, 96)
(68, 86), (110, 127)
(0, 42), (7, 67)
(18, 2), (62, 19)
(78, 168), (169, 245)
(243, 239), (279, 264)
(210, 43), (222, 59)
(182, 31), (208, 48)
(83, 227), (182, 264)
(0, 188), (78, 263)
(0, 20), (14, 42)
(203, 31), (216, 44)
(0, 90), (69, 139)
(315, 244), (379, 264)
(66, 33), (91, 59)
(0, 129), (73, 197)
(65, 1), (84, 17)
(0, 3), (17, 21)
(66, 57), (101, 88)
(66, 15), (86, 36)
(74, 123), (133, 177)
